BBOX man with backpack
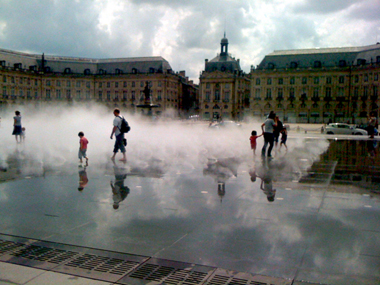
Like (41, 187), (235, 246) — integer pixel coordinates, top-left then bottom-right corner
(110, 108), (128, 161)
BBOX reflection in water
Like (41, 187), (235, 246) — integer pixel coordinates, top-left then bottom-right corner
(258, 158), (276, 202)
(78, 166), (88, 191)
(320, 140), (380, 192)
(203, 157), (241, 202)
(111, 162), (130, 209)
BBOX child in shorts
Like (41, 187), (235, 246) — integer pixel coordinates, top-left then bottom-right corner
(78, 132), (89, 165)
(280, 127), (288, 151)
(250, 130), (263, 156)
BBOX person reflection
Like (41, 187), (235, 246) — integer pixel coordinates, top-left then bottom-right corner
(78, 166), (88, 192)
(367, 139), (378, 158)
(110, 162), (130, 209)
(258, 158), (276, 202)
(203, 157), (241, 202)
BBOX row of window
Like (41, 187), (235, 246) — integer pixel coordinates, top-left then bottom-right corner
(266, 57), (380, 69)
(204, 82), (249, 89)
(254, 73), (379, 86)
(1, 76), (176, 90)
(253, 86), (379, 99)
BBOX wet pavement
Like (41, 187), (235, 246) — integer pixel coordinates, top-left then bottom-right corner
(0, 132), (380, 285)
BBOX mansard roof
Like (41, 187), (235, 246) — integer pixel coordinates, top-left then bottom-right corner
(257, 43), (380, 70)
(0, 48), (172, 74)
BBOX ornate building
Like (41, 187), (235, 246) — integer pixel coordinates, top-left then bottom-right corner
(199, 35), (250, 121)
(250, 44), (380, 123)
(0, 48), (198, 117)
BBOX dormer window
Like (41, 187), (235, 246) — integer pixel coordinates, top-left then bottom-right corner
(267, 63), (275, 69)
(357, 59), (366, 66)
(98, 69), (105, 75)
(338, 60), (346, 67)
(132, 68), (137, 74)
(64, 68), (71, 74)
(14, 63), (22, 69)
(290, 62), (298, 68)
(149, 67), (155, 73)
(84, 69), (91, 75)
(115, 68), (122, 75)
(314, 61), (322, 68)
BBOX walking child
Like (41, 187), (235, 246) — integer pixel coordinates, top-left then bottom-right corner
(250, 130), (263, 156)
(279, 127), (288, 151)
(78, 131), (89, 165)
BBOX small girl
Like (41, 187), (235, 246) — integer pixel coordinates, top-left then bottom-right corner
(280, 127), (288, 151)
(249, 130), (263, 156)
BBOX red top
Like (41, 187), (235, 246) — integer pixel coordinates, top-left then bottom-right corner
(250, 135), (259, 149)
(80, 137), (89, 150)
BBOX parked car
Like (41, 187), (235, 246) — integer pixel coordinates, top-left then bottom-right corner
(324, 123), (368, 135)
(209, 121), (242, 129)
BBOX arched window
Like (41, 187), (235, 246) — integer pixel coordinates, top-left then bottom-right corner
(64, 68), (71, 74)
(115, 68), (122, 75)
(149, 67), (155, 73)
(221, 66), (226, 71)
(84, 69), (91, 75)
(132, 68), (137, 74)
(290, 62), (298, 68)
(268, 63), (275, 69)
(98, 69), (105, 75)
(44, 66), (51, 73)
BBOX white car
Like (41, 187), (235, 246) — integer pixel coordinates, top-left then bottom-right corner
(325, 123), (368, 135)
(209, 121), (242, 129)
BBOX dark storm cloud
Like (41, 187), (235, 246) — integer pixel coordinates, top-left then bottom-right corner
(292, 0), (358, 14)
(0, 0), (109, 58)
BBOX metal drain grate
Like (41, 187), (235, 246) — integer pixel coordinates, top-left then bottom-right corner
(118, 258), (214, 285)
(0, 240), (26, 255)
(204, 269), (292, 285)
(0, 235), (292, 285)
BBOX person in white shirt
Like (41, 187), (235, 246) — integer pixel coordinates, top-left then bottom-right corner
(110, 108), (127, 161)
(261, 111), (277, 158)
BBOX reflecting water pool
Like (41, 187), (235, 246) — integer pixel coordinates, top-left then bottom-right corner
(0, 137), (379, 284)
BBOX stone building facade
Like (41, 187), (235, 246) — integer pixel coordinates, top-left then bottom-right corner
(0, 48), (198, 117)
(199, 36), (250, 121)
(249, 44), (380, 123)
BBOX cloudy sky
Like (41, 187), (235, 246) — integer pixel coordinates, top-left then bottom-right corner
(0, 0), (379, 83)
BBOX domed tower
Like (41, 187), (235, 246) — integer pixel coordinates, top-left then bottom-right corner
(220, 32), (228, 56)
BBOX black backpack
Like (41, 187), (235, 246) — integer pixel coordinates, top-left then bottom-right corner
(118, 116), (131, 133)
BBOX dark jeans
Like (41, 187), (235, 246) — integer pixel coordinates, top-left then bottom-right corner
(113, 133), (126, 153)
(262, 132), (274, 157)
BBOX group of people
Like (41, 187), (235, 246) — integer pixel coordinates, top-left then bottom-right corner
(11, 108), (129, 165)
(249, 111), (287, 158)
(79, 108), (128, 165)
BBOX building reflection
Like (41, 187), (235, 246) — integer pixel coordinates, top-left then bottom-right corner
(316, 139), (380, 192)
